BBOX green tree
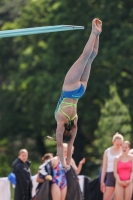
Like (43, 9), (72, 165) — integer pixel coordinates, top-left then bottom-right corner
(94, 85), (131, 157)
(0, 0), (28, 27)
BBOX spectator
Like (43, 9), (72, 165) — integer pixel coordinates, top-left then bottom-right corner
(63, 143), (86, 175)
(100, 132), (124, 200)
(37, 147), (67, 200)
(12, 149), (32, 200)
(36, 153), (54, 193)
(71, 146), (85, 175)
(114, 141), (133, 200)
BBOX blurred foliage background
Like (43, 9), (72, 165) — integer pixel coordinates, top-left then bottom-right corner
(0, 0), (133, 179)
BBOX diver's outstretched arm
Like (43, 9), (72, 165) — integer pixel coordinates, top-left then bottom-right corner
(56, 124), (66, 166)
(66, 127), (77, 166)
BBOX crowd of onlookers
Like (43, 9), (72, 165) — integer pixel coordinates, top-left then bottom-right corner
(12, 143), (85, 200)
(101, 132), (133, 200)
(11, 132), (133, 200)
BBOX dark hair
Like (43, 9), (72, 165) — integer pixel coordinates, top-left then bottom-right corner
(63, 121), (75, 142)
(42, 153), (53, 163)
(46, 122), (75, 143)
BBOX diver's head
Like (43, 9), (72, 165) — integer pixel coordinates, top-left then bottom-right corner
(63, 121), (75, 142)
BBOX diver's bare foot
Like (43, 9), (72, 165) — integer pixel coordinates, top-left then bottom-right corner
(96, 19), (102, 33)
(92, 18), (102, 35)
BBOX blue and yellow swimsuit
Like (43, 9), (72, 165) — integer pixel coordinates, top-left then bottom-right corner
(55, 84), (85, 123)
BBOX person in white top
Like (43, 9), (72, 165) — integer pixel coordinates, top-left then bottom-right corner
(100, 132), (124, 200)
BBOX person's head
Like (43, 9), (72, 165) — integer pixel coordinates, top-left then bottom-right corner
(63, 121), (75, 142)
(42, 153), (53, 163)
(63, 143), (68, 157)
(112, 132), (123, 149)
(129, 149), (133, 155)
(18, 149), (28, 163)
(122, 141), (131, 154)
(72, 146), (74, 154)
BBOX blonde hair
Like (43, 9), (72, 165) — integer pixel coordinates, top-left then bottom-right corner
(63, 143), (68, 148)
(123, 140), (131, 148)
(56, 143), (68, 156)
(112, 132), (124, 143)
(18, 149), (28, 156)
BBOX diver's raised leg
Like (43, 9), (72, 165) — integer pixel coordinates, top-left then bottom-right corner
(80, 35), (100, 89)
(63, 18), (102, 91)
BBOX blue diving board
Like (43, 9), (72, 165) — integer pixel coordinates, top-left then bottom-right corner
(0, 25), (84, 38)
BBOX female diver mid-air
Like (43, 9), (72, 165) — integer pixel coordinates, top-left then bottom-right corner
(55, 18), (102, 170)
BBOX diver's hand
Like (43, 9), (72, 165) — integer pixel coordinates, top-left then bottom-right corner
(62, 164), (71, 171)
